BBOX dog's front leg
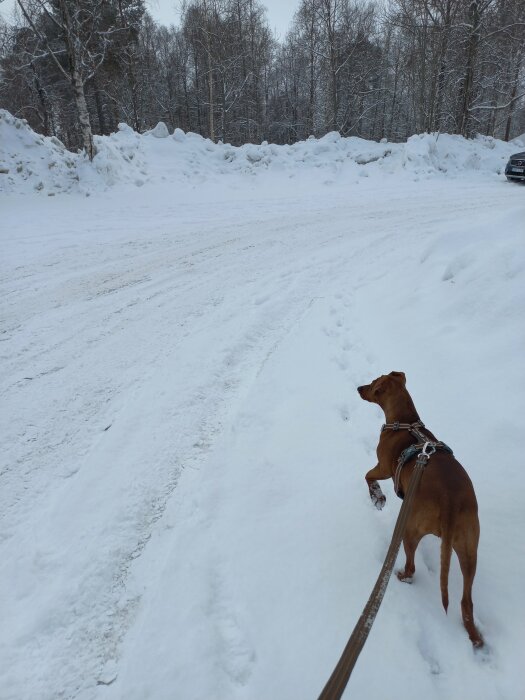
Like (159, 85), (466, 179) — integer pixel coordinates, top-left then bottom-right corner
(365, 464), (387, 510)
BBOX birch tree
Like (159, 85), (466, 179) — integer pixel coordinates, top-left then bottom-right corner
(15, 0), (124, 158)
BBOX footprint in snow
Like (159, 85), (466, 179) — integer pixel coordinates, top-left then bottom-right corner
(338, 403), (351, 422)
(321, 325), (338, 338)
(473, 639), (494, 666)
(417, 629), (442, 676)
(209, 569), (256, 686)
(216, 614), (255, 685)
(332, 354), (349, 371)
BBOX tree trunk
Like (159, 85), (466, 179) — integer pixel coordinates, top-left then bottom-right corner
(458, 1), (480, 137)
(504, 50), (523, 141)
(56, 0), (96, 158)
(206, 41), (214, 140)
(504, 77), (518, 142)
(307, 4), (316, 136)
(72, 70), (95, 159)
(30, 61), (54, 136)
(435, 1), (453, 132)
(92, 78), (106, 134)
(203, 0), (215, 141)
(330, 56), (338, 131)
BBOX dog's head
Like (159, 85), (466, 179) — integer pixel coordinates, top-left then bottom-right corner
(358, 371), (406, 404)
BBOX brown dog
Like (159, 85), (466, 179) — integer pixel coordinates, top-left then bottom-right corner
(358, 371), (483, 648)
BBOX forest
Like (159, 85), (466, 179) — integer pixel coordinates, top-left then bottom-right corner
(1, 0), (524, 157)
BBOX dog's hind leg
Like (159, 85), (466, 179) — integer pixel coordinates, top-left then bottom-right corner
(454, 528), (484, 648)
(396, 530), (423, 583)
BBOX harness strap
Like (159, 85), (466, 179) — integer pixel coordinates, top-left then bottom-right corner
(382, 420), (424, 432)
(394, 442), (453, 497)
(382, 420), (427, 441)
(382, 421), (453, 498)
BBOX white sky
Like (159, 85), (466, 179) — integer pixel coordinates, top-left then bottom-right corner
(1, 1), (298, 37)
(148, 1), (297, 37)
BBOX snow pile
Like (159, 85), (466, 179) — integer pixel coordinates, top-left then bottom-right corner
(400, 132), (514, 176)
(90, 124), (148, 188)
(1, 108), (522, 197)
(0, 110), (147, 194)
(144, 121), (170, 138)
(0, 110), (80, 195)
(158, 129), (519, 183)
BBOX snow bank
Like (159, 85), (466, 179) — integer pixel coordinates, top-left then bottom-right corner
(153, 128), (519, 184)
(0, 108), (521, 196)
(0, 110), (79, 195)
(0, 111), (147, 195)
(90, 124), (148, 188)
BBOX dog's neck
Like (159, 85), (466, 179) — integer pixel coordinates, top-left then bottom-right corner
(380, 388), (420, 424)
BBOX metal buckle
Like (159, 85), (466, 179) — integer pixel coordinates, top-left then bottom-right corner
(418, 441), (436, 459)
(393, 421), (400, 431)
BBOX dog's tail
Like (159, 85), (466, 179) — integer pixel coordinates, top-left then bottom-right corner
(440, 516), (454, 613)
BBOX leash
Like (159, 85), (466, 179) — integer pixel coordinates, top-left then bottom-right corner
(317, 441), (436, 700)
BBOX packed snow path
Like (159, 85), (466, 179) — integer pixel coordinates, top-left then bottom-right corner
(2, 171), (524, 700)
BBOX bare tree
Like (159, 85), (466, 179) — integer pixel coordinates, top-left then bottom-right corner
(2, 0), (524, 147)
(15, 0), (125, 158)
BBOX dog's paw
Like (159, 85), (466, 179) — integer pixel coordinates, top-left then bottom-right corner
(396, 570), (413, 583)
(369, 481), (386, 510)
(371, 493), (386, 510)
(470, 632), (484, 650)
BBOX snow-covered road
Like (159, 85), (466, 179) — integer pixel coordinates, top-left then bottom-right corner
(2, 168), (524, 700)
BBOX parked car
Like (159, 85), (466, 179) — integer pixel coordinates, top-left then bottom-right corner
(505, 151), (525, 182)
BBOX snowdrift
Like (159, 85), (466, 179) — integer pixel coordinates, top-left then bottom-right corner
(0, 111), (148, 195)
(1, 108), (522, 196)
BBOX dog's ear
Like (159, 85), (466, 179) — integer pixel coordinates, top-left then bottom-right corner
(372, 377), (387, 398)
(389, 371), (406, 385)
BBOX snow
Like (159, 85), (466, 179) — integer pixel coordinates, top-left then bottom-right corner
(2, 109), (524, 196)
(145, 122), (170, 139)
(1, 112), (525, 700)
